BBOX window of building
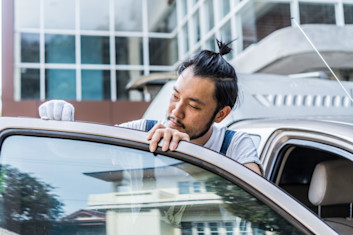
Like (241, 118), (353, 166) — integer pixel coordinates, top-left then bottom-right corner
(115, 37), (143, 65)
(20, 33), (40, 63)
(218, 0), (231, 19)
(204, 0), (215, 32)
(241, 1), (290, 50)
(209, 222), (219, 235)
(300, 3), (336, 24)
(344, 4), (353, 24)
(81, 70), (110, 100)
(196, 223), (205, 235)
(45, 69), (76, 99)
(81, 36), (110, 64)
(20, 68), (40, 99)
(192, 10), (201, 45)
(15, 0), (40, 28)
(116, 70), (142, 100)
(148, 1), (177, 33)
(44, 0), (75, 29)
(220, 21), (234, 60)
(45, 34), (75, 64)
(115, 0), (143, 31)
(80, 0), (109, 31)
(149, 37), (178, 66)
(178, 181), (190, 194)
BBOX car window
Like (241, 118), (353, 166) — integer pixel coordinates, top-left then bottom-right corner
(0, 135), (304, 235)
(270, 139), (353, 219)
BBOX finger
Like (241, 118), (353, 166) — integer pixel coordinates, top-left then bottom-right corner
(62, 103), (74, 121)
(149, 129), (164, 152)
(170, 133), (190, 151)
(161, 130), (172, 151)
(146, 123), (165, 140)
(46, 101), (55, 120)
(38, 103), (49, 120)
(53, 100), (64, 121)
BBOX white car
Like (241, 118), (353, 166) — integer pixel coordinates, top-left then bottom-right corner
(0, 116), (347, 235)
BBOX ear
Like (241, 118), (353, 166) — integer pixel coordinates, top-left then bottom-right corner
(214, 106), (231, 123)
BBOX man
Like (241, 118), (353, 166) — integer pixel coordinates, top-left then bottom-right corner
(39, 40), (263, 175)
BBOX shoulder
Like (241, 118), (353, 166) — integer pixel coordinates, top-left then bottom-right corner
(118, 119), (164, 131)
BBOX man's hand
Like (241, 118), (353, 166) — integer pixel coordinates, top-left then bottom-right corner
(146, 123), (190, 152)
(38, 100), (75, 121)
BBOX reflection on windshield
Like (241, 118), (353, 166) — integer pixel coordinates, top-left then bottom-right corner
(0, 135), (302, 235)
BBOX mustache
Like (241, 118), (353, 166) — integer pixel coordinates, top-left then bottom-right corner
(167, 116), (186, 129)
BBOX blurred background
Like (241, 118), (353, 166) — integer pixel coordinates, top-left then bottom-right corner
(2, 0), (353, 124)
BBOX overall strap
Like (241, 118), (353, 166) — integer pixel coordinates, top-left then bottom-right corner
(145, 120), (158, 132)
(220, 130), (236, 155)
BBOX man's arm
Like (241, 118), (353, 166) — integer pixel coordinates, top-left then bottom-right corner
(244, 163), (262, 175)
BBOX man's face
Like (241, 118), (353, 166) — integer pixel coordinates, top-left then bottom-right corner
(167, 67), (219, 140)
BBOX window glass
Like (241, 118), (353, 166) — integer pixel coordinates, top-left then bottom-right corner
(205, 36), (216, 51)
(44, 0), (75, 29)
(220, 21), (234, 60)
(45, 69), (76, 99)
(45, 34), (75, 63)
(20, 33), (40, 63)
(241, 2), (290, 50)
(149, 37), (178, 66)
(148, 1), (176, 32)
(180, 0), (188, 18)
(0, 135), (303, 234)
(82, 70), (110, 100)
(115, 37), (143, 65)
(81, 36), (110, 64)
(116, 70), (142, 99)
(15, 0), (40, 28)
(300, 3), (335, 24)
(80, 0), (109, 30)
(115, 0), (143, 31)
(182, 24), (189, 54)
(344, 4), (353, 24)
(192, 10), (201, 44)
(20, 68), (40, 99)
(219, 0), (231, 19)
(204, 0), (215, 32)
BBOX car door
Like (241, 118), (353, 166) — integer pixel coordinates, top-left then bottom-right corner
(0, 117), (337, 235)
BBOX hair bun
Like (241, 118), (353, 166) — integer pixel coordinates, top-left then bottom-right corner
(216, 39), (233, 56)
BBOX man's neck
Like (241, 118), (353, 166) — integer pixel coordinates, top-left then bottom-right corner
(190, 126), (214, 146)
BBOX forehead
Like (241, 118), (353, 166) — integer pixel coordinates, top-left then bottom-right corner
(175, 68), (216, 101)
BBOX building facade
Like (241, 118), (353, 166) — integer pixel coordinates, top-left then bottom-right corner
(2, 0), (353, 124)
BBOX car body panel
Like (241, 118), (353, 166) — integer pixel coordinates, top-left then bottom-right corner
(0, 117), (338, 234)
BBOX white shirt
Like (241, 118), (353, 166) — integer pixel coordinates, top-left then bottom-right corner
(120, 119), (263, 171)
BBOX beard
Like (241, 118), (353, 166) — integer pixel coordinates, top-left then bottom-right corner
(167, 109), (218, 140)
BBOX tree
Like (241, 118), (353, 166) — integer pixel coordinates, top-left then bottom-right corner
(0, 165), (64, 235)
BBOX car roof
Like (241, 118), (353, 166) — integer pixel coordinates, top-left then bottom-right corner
(0, 117), (337, 234)
(143, 73), (353, 126)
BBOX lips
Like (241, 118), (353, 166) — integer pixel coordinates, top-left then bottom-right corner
(167, 116), (185, 129)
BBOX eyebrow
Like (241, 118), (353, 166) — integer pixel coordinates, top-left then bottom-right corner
(173, 86), (206, 106)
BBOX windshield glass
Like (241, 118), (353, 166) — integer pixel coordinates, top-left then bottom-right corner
(0, 135), (302, 235)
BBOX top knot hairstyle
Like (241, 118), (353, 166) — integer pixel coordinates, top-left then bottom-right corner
(178, 39), (238, 111)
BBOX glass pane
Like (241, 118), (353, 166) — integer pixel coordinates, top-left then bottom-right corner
(344, 4), (353, 24)
(241, 2), (290, 49)
(45, 69), (76, 99)
(148, 1), (177, 33)
(81, 36), (110, 64)
(204, 0), (215, 32)
(44, 0), (75, 29)
(182, 24), (189, 54)
(15, 0), (40, 28)
(45, 34), (75, 63)
(20, 33), (40, 63)
(82, 70), (111, 100)
(149, 37), (178, 66)
(116, 70), (142, 100)
(80, 0), (109, 30)
(115, 0), (143, 31)
(0, 135), (303, 235)
(115, 37), (143, 65)
(300, 3), (335, 24)
(205, 36), (216, 51)
(180, 0), (188, 18)
(192, 10), (201, 44)
(20, 68), (40, 99)
(219, 0), (231, 19)
(220, 21), (234, 60)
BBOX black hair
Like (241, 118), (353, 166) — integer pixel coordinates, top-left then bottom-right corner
(177, 39), (238, 111)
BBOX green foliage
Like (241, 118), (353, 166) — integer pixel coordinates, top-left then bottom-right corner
(0, 164), (64, 235)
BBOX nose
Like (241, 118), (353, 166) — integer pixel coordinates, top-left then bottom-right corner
(172, 100), (185, 119)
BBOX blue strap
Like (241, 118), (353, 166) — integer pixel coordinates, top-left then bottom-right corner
(220, 130), (236, 155)
(145, 120), (158, 132)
